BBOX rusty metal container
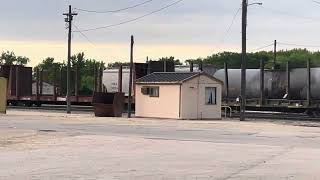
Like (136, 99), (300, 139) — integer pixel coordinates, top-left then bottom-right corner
(92, 92), (125, 117)
(0, 65), (32, 97)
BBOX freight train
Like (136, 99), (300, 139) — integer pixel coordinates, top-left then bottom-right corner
(103, 61), (320, 115)
(2, 60), (319, 115)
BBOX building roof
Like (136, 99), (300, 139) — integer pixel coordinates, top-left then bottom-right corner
(136, 72), (223, 84)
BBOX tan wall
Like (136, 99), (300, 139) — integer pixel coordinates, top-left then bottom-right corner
(0, 77), (7, 114)
(181, 75), (222, 119)
(135, 84), (181, 119)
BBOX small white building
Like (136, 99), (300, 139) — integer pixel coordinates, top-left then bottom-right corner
(135, 72), (223, 120)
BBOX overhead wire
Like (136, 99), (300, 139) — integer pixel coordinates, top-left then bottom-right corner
(249, 42), (320, 53)
(250, 43), (274, 52)
(74, 0), (184, 32)
(278, 42), (320, 48)
(261, 6), (319, 22)
(73, 23), (97, 47)
(222, 6), (241, 43)
(74, 0), (154, 13)
(72, 23), (123, 62)
(313, 0), (320, 5)
(215, 5), (241, 51)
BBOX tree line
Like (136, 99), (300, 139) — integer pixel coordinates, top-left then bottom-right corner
(3, 49), (320, 70)
(106, 49), (320, 69)
(0, 51), (30, 65)
(1, 48), (320, 94)
(186, 49), (320, 69)
(33, 53), (105, 95)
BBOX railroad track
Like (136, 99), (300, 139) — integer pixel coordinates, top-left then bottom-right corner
(7, 106), (320, 121)
(8, 105), (94, 112)
(230, 111), (320, 121)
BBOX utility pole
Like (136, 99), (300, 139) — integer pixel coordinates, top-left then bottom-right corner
(63, 5), (77, 114)
(271, 40), (277, 98)
(273, 40), (277, 70)
(240, 0), (248, 121)
(128, 35), (134, 118)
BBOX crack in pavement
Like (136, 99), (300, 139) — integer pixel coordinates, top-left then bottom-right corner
(219, 146), (294, 180)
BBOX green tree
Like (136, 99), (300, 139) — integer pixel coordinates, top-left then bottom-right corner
(159, 56), (182, 65)
(33, 53), (106, 95)
(107, 61), (130, 68)
(34, 57), (65, 84)
(0, 51), (29, 66)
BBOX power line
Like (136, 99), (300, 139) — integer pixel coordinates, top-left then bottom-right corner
(221, 6), (241, 44)
(74, 0), (184, 32)
(225, 7), (241, 36)
(72, 23), (122, 62)
(250, 43), (274, 52)
(261, 7), (319, 22)
(278, 42), (320, 48)
(313, 0), (320, 5)
(75, 0), (154, 13)
(73, 23), (96, 47)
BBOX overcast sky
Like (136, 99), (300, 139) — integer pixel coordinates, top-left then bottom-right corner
(1, 0), (320, 66)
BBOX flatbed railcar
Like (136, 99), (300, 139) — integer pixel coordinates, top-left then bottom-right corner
(0, 65), (98, 107)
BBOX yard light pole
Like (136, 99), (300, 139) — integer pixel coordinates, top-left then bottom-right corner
(240, 1), (262, 121)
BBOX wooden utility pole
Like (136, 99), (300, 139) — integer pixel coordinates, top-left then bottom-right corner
(273, 40), (277, 70)
(271, 40), (277, 98)
(240, 0), (248, 121)
(63, 5), (77, 114)
(128, 35), (134, 118)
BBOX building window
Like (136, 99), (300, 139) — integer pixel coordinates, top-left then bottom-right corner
(141, 86), (159, 97)
(205, 87), (217, 105)
(149, 87), (159, 97)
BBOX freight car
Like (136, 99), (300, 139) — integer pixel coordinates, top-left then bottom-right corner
(215, 60), (320, 116)
(103, 63), (217, 95)
(103, 61), (176, 95)
(0, 65), (104, 107)
(215, 68), (320, 100)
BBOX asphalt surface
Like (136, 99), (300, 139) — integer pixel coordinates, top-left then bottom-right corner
(1, 110), (320, 179)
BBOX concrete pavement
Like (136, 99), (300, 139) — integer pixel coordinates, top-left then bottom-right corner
(0, 110), (320, 179)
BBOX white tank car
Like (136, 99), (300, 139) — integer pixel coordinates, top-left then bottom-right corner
(103, 68), (130, 96)
(103, 65), (204, 95)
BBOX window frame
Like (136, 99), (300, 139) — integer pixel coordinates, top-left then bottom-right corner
(205, 87), (217, 105)
(141, 86), (160, 97)
(149, 86), (160, 97)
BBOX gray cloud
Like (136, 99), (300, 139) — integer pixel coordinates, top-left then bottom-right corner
(1, 0), (320, 51)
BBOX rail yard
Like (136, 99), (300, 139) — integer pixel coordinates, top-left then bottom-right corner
(2, 0), (320, 179)
(2, 60), (320, 119)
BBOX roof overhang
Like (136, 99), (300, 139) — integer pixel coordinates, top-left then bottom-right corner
(135, 82), (182, 85)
